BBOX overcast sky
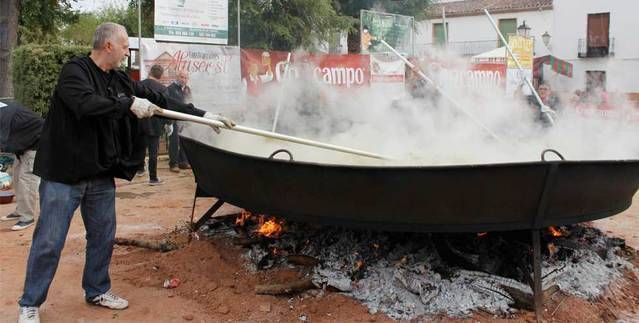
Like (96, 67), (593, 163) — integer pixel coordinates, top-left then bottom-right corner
(73, 0), (129, 12)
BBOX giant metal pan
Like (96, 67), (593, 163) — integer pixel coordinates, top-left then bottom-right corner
(181, 136), (639, 233)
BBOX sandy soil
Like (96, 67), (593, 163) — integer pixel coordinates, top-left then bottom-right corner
(1, 160), (638, 322)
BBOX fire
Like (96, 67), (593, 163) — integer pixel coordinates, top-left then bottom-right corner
(354, 260), (365, 270)
(235, 211), (252, 226)
(477, 232), (488, 238)
(548, 226), (563, 237)
(256, 217), (284, 238)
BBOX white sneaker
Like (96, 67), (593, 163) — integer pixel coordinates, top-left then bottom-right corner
(88, 291), (128, 310)
(18, 306), (39, 323)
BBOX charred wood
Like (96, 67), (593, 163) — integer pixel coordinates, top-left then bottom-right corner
(255, 278), (316, 295)
(500, 284), (560, 310)
(286, 255), (320, 267)
(233, 236), (266, 247)
(114, 237), (177, 252)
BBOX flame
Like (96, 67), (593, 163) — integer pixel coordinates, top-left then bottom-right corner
(235, 211), (252, 226)
(548, 226), (563, 237)
(372, 243), (379, 249)
(256, 217), (284, 238)
(477, 232), (488, 238)
(355, 260), (365, 270)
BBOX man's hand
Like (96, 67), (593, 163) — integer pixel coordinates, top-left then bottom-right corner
(203, 112), (236, 134)
(130, 97), (160, 119)
(164, 124), (173, 137)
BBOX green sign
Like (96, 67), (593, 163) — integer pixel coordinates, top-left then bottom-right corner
(360, 10), (414, 55)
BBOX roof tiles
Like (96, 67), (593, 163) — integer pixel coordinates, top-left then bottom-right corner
(426, 0), (553, 18)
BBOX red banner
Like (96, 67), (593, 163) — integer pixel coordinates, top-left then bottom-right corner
(241, 49), (370, 96)
(469, 63), (506, 88)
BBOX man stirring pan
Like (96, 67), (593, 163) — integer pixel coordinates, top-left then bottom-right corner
(16, 22), (235, 323)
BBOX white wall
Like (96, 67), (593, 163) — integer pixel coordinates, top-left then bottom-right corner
(551, 0), (639, 93)
(415, 9), (553, 55)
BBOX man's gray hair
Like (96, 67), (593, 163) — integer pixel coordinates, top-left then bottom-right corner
(92, 22), (127, 50)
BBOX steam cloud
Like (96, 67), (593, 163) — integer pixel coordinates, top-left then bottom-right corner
(181, 49), (639, 166)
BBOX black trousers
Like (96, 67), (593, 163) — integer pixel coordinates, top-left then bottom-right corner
(145, 135), (160, 180)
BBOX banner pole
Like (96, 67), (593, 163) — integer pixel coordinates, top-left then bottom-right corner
(137, 0), (142, 75)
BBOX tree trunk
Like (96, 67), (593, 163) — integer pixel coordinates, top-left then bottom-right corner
(0, 0), (19, 98)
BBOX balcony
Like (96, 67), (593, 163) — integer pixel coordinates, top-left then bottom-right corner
(578, 37), (615, 58)
(415, 40), (498, 57)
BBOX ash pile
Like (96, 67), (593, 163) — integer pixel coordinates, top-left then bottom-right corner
(201, 213), (637, 320)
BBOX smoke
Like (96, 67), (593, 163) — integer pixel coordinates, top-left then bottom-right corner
(181, 49), (639, 166)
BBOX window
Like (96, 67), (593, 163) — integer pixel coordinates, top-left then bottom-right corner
(586, 71), (606, 92)
(587, 13), (610, 57)
(498, 18), (517, 47)
(433, 23), (449, 46)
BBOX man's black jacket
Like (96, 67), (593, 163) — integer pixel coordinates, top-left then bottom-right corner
(34, 56), (206, 184)
(0, 100), (44, 156)
(167, 82), (192, 104)
(139, 78), (170, 137)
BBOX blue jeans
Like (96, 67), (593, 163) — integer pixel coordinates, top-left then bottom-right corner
(19, 177), (116, 307)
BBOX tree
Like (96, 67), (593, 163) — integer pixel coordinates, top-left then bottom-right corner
(61, 6), (131, 45)
(231, 0), (354, 51)
(332, 0), (431, 52)
(121, 0), (352, 51)
(333, 0), (431, 20)
(60, 12), (101, 45)
(19, 0), (79, 43)
(122, 0), (154, 37)
(0, 0), (19, 97)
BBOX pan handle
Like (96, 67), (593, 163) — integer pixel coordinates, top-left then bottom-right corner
(541, 149), (565, 161)
(269, 149), (294, 161)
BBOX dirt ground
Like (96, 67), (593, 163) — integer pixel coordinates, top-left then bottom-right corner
(1, 160), (638, 322)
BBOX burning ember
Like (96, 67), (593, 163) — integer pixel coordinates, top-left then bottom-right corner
(548, 226), (564, 237)
(235, 211), (252, 226)
(256, 216), (284, 238)
(477, 232), (488, 238)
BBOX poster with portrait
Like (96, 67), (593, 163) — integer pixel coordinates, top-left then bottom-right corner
(140, 39), (241, 110)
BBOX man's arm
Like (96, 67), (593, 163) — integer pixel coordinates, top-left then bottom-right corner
(132, 79), (206, 117)
(57, 63), (131, 119)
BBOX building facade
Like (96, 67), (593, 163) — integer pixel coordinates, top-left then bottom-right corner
(416, 0), (553, 57)
(416, 0), (639, 95)
(550, 0), (639, 94)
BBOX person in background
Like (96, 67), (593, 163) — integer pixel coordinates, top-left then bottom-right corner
(0, 99), (43, 231)
(16, 22), (234, 323)
(528, 82), (561, 125)
(137, 64), (171, 185)
(167, 70), (192, 172)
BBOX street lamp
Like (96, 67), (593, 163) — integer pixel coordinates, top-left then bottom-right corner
(517, 20), (531, 37)
(541, 31), (551, 48)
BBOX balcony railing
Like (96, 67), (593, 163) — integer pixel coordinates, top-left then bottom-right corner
(415, 40), (498, 57)
(578, 37), (615, 58)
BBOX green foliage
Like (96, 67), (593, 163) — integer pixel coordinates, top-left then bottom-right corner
(60, 13), (101, 45)
(11, 44), (89, 115)
(19, 0), (79, 44)
(61, 5), (133, 45)
(333, 0), (431, 20)
(232, 0), (354, 51)
(123, 0), (154, 37)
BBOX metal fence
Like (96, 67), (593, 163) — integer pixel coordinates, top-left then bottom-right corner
(415, 40), (498, 57)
